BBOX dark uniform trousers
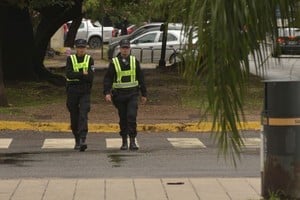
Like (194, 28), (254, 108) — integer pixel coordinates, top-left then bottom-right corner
(112, 91), (138, 137)
(66, 85), (91, 143)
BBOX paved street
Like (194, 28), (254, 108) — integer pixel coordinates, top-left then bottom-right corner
(0, 130), (262, 200)
(248, 48), (300, 80)
(0, 131), (260, 178)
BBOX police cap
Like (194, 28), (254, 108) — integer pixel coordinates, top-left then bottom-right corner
(75, 39), (87, 48)
(119, 39), (130, 48)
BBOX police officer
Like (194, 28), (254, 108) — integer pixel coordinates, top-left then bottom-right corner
(103, 39), (147, 150)
(66, 39), (94, 151)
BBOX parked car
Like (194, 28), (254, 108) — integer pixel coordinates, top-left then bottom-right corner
(112, 24), (137, 37)
(272, 27), (300, 56)
(69, 18), (114, 48)
(112, 29), (193, 65)
(127, 24), (137, 35)
(107, 22), (183, 59)
(111, 28), (118, 37)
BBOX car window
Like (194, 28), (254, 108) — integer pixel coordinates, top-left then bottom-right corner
(130, 24), (162, 37)
(93, 21), (101, 27)
(131, 28), (147, 38)
(136, 33), (157, 43)
(158, 33), (178, 42)
(79, 22), (84, 29)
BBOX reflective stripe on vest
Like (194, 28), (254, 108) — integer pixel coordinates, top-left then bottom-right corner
(67, 54), (90, 82)
(112, 56), (139, 89)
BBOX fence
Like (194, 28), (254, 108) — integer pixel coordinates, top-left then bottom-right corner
(129, 47), (181, 65)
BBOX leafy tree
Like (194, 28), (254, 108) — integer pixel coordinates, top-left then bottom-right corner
(83, 0), (159, 27)
(0, 0), (159, 106)
(0, 0), (84, 106)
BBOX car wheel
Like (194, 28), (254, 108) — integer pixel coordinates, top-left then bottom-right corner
(88, 37), (102, 49)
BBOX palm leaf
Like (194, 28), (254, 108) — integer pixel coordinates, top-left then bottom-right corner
(154, 0), (300, 165)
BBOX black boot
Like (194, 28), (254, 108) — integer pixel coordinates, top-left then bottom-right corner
(79, 138), (87, 152)
(129, 137), (139, 150)
(74, 137), (80, 150)
(120, 136), (128, 150)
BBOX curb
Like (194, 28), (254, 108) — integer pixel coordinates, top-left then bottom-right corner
(0, 120), (261, 133)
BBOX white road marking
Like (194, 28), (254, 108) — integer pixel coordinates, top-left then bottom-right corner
(42, 139), (75, 149)
(167, 138), (206, 148)
(0, 138), (12, 148)
(243, 138), (261, 148)
(0, 137), (261, 150)
(106, 138), (139, 149)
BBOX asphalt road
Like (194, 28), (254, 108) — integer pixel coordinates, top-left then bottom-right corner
(0, 131), (260, 179)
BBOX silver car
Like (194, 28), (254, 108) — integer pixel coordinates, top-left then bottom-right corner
(107, 23), (183, 60)
(112, 29), (190, 65)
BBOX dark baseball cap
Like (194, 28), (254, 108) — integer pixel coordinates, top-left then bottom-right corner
(75, 39), (87, 47)
(119, 39), (130, 48)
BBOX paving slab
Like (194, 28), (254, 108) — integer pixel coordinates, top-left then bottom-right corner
(1, 178), (263, 200)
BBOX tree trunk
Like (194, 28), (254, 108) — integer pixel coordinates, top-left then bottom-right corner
(34, 1), (83, 86)
(33, 15), (67, 86)
(0, 6), (8, 107)
(2, 1), (83, 86)
(64, 16), (83, 48)
(0, 45), (8, 107)
(2, 6), (37, 81)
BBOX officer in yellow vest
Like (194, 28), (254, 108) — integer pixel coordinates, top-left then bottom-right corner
(66, 39), (94, 151)
(103, 39), (147, 150)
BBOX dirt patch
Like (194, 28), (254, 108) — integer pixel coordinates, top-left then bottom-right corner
(1, 49), (261, 124)
(2, 69), (202, 124)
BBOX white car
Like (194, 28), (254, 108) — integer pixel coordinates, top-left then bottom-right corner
(72, 19), (114, 48)
(112, 29), (192, 65)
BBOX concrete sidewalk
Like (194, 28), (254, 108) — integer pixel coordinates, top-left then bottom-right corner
(0, 177), (261, 200)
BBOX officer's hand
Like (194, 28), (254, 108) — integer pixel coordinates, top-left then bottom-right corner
(83, 70), (88, 75)
(105, 94), (112, 102)
(141, 96), (147, 105)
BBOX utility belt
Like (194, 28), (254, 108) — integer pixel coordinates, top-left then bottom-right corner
(112, 87), (139, 95)
(67, 83), (92, 92)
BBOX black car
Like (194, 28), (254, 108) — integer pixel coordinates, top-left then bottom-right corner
(273, 28), (300, 56)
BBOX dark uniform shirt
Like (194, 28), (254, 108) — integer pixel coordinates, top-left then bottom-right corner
(103, 54), (147, 97)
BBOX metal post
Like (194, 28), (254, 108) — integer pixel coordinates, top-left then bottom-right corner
(140, 49), (143, 63)
(101, 0), (104, 59)
(262, 80), (300, 199)
(158, 22), (168, 68)
(151, 48), (154, 63)
(101, 22), (103, 60)
(101, 18), (104, 59)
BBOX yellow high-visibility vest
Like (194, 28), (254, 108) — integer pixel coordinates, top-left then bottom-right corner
(67, 54), (90, 82)
(112, 56), (139, 89)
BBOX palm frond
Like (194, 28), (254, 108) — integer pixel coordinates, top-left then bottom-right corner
(154, 0), (300, 165)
